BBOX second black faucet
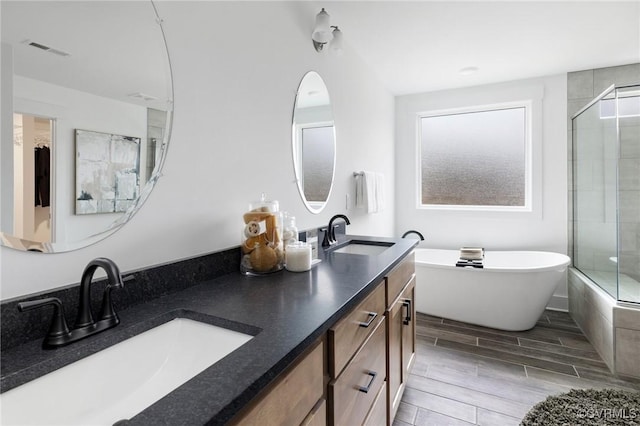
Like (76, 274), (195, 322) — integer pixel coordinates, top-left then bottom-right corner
(322, 214), (351, 247)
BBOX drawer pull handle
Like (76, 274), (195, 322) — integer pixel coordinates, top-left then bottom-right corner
(357, 371), (377, 393)
(402, 299), (412, 325)
(358, 312), (377, 328)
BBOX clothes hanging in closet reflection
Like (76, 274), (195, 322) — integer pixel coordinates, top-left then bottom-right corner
(35, 146), (50, 207)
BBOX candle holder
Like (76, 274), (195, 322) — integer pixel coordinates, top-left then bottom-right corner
(285, 241), (312, 272)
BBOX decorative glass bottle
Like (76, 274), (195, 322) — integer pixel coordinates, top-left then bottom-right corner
(240, 194), (284, 275)
(282, 213), (298, 248)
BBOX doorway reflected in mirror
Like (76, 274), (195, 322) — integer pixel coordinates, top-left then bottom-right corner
(12, 113), (53, 247)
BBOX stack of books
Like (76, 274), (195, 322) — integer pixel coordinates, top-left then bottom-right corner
(456, 247), (484, 268)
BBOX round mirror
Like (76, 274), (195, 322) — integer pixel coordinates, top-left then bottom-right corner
(291, 71), (336, 214)
(0, 1), (173, 253)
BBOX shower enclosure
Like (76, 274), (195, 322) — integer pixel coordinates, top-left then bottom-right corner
(572, 84), (640, 304)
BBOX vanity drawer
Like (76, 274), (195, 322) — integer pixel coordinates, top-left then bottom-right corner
(329, 318), (386, 426)
(385, 252), (415, 308)
(301, 399), (326, 426)
(363, 381), (387, 426)
(328, 282), (385, 378)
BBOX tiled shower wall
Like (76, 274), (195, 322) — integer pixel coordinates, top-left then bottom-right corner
(567, 63), (640, 379)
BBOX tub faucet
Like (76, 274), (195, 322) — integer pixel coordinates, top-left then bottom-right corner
(17, 257), (125, 349)
(402, 230), (425, 240)
(322, 214), (351, 247)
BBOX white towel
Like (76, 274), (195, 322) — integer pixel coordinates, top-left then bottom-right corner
(355, 172), (365, 208)
(363, 171), (377, 213)
(375, 173), (385, 212)
(354, 171), (384, 213)
(459, 247), (484, 260)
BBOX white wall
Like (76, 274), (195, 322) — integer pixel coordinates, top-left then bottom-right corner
(395, 75), (569, 307)
(0, 1), (395, 300)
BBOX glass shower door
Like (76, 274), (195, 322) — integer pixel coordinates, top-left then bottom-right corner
(572, 87), (619, 299)
(616, 85), (640, 303)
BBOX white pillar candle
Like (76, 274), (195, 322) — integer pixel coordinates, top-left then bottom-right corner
(285, 242), (312, 272)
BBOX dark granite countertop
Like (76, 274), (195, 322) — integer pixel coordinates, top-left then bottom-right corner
(0, 235), (417, 425)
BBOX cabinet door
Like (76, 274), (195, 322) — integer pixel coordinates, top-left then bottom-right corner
(386, 297), (404, 424)
(401, 277), (416, 378)
(387, 276), (416, 425)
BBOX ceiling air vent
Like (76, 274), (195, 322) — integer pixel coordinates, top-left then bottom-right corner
(21, 39), (71, 57)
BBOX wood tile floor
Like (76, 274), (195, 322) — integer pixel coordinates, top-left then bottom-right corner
(395, 310), (640, 426)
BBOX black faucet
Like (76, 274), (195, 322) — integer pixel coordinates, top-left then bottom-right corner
(322, 214), (351, 247)
(402, 230), (425, 240)
(18, 257), (124, 349)
(76, 258), (125, 328)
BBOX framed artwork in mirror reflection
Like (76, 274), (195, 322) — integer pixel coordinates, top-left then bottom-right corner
(75, 129), (140, 215)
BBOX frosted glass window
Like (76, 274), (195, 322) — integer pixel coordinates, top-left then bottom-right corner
(420, 106), (527, 207)
(301, 126), (334, 202)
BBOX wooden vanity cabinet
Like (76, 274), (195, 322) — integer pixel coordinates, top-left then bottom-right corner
(230, 251), (416, 426)
(385, 253), (416, 425)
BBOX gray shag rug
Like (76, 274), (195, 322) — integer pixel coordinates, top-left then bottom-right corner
(521, 388), (640, 426)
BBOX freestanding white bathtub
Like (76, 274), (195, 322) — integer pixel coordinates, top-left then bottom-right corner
(414, 249), (571, 331)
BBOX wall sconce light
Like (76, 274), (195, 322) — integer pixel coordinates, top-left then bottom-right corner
(311, 8), (343, 53)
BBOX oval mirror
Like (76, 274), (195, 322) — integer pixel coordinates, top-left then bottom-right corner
(0, 0), (173, 253)
(292, 71), (336, 214)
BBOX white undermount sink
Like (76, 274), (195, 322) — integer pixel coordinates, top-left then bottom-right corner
(0, 318), (253, 425)
(333, 241), (394, 256)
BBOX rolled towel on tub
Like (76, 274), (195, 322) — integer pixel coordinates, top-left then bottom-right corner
(459, 247), (484, 261)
